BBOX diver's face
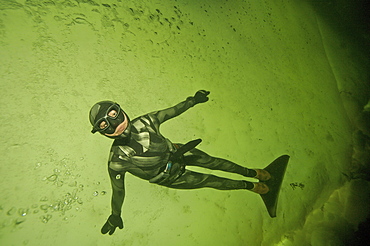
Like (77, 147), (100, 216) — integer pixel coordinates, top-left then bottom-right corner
(100, 110), (129, 137)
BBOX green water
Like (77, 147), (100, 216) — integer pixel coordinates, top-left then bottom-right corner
(0, 0), (369, 245)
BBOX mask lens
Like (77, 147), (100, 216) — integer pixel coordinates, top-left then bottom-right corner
(92, 119), (109, 133)
(107, 104), (121, 119)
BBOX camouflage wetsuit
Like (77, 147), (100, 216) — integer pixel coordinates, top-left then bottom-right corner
(107, 97), (255, 217)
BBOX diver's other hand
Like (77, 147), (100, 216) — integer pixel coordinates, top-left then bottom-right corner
(193, 90), (210, 104)
(101, 214), (124, 235)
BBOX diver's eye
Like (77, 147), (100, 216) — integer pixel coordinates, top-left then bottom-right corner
(108, 110), (118, 118)
(99, 121), (108, 129)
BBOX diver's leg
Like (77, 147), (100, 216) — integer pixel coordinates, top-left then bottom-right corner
(163, 169), (268, 194)
(182, 147), (259, 178)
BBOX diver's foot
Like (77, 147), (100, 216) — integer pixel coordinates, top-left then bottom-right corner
(254, 169), (271, 181)
(251, 182), (269, 194)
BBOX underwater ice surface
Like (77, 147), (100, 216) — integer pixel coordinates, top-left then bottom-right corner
(0, 0), (369, 245)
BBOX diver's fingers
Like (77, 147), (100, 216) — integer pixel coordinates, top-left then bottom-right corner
(101, 222), (111, 234)
(199, 90), (210, 95)
(109, 227), (117, 235)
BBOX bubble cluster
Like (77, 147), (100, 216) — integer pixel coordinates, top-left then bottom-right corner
(1, 154), (109, 227)
(40, 214), (52, 224)
(42, 157), (81, 188)
(3, 206), (30, 228)
(38, 188), (83, 216)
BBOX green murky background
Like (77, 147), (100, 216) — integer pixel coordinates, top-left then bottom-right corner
(0, 0), (369, 245)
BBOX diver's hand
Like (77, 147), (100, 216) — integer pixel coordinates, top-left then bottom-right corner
(193, 90), (210, 104)
(101, 214), (124, 235)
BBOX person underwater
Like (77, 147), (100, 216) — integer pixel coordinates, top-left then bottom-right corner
(89, 90), (272, 235)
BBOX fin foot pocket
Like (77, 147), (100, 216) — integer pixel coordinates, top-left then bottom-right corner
(251, 182), (269, 194)
(254, 169), (271, 181)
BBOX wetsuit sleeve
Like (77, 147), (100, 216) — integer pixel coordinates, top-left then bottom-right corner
(151, 97), (196, 124)
(108, 167), (125, 216)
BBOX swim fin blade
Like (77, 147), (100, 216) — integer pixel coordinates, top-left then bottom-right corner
(260, 155), (290, 218)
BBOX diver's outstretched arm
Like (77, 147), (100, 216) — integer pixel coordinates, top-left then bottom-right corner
(101, 169), (125, 235)
(110, 172), (125, 216)
(152, 90), (210, 124)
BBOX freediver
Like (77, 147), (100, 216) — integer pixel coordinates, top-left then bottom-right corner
(89, 90), (272, 235)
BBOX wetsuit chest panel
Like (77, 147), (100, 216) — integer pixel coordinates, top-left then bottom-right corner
(108, 114), (172, 179)
(131, 115), (169, 155)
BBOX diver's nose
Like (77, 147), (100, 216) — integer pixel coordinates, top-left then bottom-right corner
(110, 119), (120, 128)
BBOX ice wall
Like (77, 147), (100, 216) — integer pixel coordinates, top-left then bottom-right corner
(0, 0), (369, 245)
